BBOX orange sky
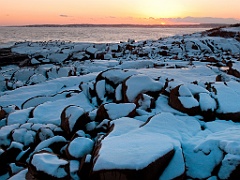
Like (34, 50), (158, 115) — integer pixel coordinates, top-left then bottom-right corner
(0, 0), (240, 25)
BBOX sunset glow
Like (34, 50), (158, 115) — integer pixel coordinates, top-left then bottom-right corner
(0, 0), (240, 26)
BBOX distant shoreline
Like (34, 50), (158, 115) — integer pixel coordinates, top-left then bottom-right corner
(2, 23), (227, 28)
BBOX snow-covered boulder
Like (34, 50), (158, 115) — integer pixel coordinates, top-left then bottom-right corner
(198, 92), (217, 120)
(66, 137), (94, 159)
(91, 131), (175, 180)
(218, 154), (240, 179)
(169, 85), (200, 115)
(96, 103), (136, 122)
(134, 93), (154, 111)
(212, 82), (240, 122)
(48, 53), (69, 63)
(0, 124), (20, 147)
(86, 47), (98, 58)
(122, 74), (163, 102)
(12, 128), (36, 147)
(34, 136), (67, 155)
(96, 68), (136, 87)
(35, 127), (55, 143)
(61, 105), (88, 137)
(29, 151), (70, 179)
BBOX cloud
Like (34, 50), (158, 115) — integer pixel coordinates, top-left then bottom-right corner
(59, 14), (70, 18)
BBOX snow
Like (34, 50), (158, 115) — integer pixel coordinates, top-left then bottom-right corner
(218, 154), (240, 179)
(199, 93), (216, 111)
(178, 85), (192, 96)
(69, 160), (80, 180)
(48, 53), (69, 63)
(1, 25), (240, 179)
(31, 152), (68, 178)
(7, 107), (33, 125)
(9, 163), (25, 175)
(115, 84), (122, 101)
(65, 106), (85, 131)
(34, 136), (67, 153)
(0, 124), (20, 147)
(67, 137), (94, 159)
(86, 47), (98, 55)
(222, 27), (240, 32)
(100, 69), (136, 85)
(104, 103), (136, 120)
(30, 92), (93, 125)
(95, 80), (106, 101)
(8, 169), (28, 180)
(214, 82), (240, 113)
(178, 96), (199, 109)
(93, 131), (174, 171)
(125, 74), (163, 102)
(108, 117), (143, 137)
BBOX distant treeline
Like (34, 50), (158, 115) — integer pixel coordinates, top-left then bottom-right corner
(12, 24), (229, 28)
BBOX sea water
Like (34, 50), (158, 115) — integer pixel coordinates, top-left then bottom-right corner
(0, 26), (209, 45)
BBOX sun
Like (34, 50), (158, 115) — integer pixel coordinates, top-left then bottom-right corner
(160, 22), (166, 25)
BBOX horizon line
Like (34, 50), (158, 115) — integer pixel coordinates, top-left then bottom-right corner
(1, 23), (233, 28)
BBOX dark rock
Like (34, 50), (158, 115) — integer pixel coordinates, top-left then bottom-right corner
(0, 107), (6, 120)
(0, 48), (30, 66)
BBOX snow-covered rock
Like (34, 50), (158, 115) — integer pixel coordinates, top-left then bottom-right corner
(122, 74), (163, 102)
(96, 103), (136, 122)
(61, 105), (88, 137)
(66, 137), (94, 159)
(29, 151), (69, 179)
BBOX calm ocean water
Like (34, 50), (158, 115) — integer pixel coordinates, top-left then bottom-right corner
(0, 26), (209, 46)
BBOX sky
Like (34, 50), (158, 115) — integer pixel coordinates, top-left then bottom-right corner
(0, 0), (240, 26)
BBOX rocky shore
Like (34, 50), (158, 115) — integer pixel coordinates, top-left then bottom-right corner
(0, 24), (240, 180)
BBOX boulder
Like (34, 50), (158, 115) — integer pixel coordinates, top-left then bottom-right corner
(29, 151), (70, 180)
(213, 82), (240, 122)
(34, 136), (67, 155)
(0, 107), (6, 120)
(61, 105), (89, 137)
(65, 137), (94, 159)
(96, 69), (136, 88)
(122, 74), (163, 103)
(198, 93), (217, 121)
(96, 103), (136, 122)
(169, 85), (200, 116)
(218, 154), (240, 180)
(90, 130), (175, 180)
